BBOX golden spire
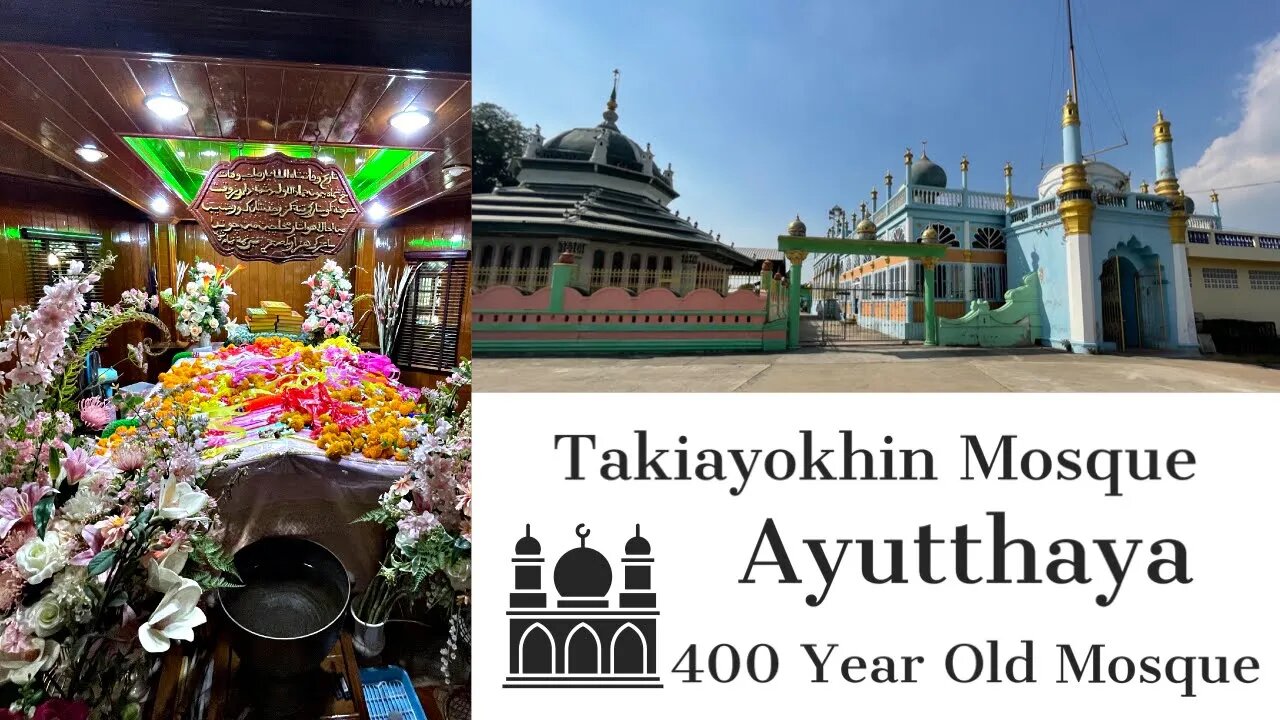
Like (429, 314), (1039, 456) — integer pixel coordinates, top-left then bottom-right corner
(1003, 161), (1013, 178)
(1210, 189), (1219, 203)
(960, 154), (969, 172)
(1140, 180), (1150, 193)
(904, 147), (914, 165)
(1061, 90), (1080, 128)
(1153, 109), (1172, 145)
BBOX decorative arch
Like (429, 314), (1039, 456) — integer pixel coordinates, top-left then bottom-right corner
(518, 623), (555, 674)
(537, 247), (553, 267)
(973, 227), (1005, 250)
(924, 223), (958, 247)
(565, 623), (602, 674)
(611, 623), (648, 675)
(478, 245), (494, 267)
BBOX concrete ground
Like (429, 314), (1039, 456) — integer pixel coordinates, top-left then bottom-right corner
(473, 345), (1280, 392)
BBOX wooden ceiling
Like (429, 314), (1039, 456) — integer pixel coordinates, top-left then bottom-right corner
(0, 43), (471, 221)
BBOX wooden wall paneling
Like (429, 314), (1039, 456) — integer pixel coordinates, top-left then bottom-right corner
(242, 66), (284, 141)
(276, 68), (321, 142)
(205, 63), (248, 139)
(303, 72), (358, 144)
(349, 75), (428, 146)
(167, 61), (222, 137)
(328, 74), (392, 144)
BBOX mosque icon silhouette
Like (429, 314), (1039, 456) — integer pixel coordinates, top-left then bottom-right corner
(505, 523), (662, 689)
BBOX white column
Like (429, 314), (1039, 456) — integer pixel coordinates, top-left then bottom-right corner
(1065, 233), (1097, 347)
(962, 220), (974, 305)
(1170, 243), (1197, 346)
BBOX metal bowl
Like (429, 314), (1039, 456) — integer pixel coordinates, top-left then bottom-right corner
(217, 536), (351, 678)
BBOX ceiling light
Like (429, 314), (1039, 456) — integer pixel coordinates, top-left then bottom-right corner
(443, 163), (470, 179)
(144, 95), (189, 119)
(389, 109), (431, 132)
(150, 197), (171, 215)
(200, 149), (218, 158)
(366, 202), (388, 221)
(75, 144), (106, 163)
(355, 157), (366, 166)
(318, 155), (335, 164)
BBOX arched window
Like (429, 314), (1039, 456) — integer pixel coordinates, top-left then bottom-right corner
(518, 246), (532, 268)
(662, 257), (673, 273)
(565, 624), (601, 674)
(479, 245), (494, 267)
(498, 245), (514, 267)
(646, 255), (658, 271)
(593, 250), (606, 269)
(629, 253), (642, 270)
(611, 624), (647, 675)
(925, 223), (958, 247)
(518, 624), (555, 674)
(973, 227), (1006, 250)
(537, 247), (553, 267)
(611, 252), (625, 270)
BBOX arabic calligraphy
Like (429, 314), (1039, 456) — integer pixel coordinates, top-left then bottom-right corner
(188, 154), (364, 263)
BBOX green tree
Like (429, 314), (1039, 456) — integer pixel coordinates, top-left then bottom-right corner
(472, 102), (531, 193)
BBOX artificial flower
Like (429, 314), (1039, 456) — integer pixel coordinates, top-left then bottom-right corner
(78, 397), (113, 431)
(14, 534), (66, 584)
(156, 479), (209, 522)
(138, 578), (205, 653)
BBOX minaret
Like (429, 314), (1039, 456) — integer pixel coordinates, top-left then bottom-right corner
(1152, 110), (1198, 349)
(903, 148), (914, 197)
(620, 525), (655, 609)
(511, 525), (546, 609)
(1210, 189), (1221, 219)
(1003, 162), (1014, 208)
(1057, 88), (1098, 351)
(871, 187), (879, 213)
(960, 155), (970, 194)
(884, 171), (894, 198)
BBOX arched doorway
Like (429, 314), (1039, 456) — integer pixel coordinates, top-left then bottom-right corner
(519, 624), (554, 674)
(1099, 239), (1167, 351)
(565, 624), (601, 674)
(611, 624), (647, 674)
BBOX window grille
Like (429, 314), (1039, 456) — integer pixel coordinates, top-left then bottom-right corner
(391, 257), (470, 372)
(23, 229), (103, 306)
(1201, 268), (1238, 289)
(1248, 270), (1280, 291)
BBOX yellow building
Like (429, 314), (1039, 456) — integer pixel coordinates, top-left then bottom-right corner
(1186, 210), (1280, 326)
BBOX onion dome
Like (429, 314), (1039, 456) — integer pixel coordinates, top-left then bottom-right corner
(625, 525), (651, 556)
(921, 225), (939, 243)
(1181, 193), (1196, 214)
(515, 524), (541, 556)
(553, 525), (613, 598)
(909, 152), (948, 188)
(787, 215), (807, 236)
(854, 217), (877, 240)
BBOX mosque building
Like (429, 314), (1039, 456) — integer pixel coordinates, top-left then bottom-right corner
(505, 524), (661, 689)
(808, 97), (1279, 352)
(472, 73), (755, 296)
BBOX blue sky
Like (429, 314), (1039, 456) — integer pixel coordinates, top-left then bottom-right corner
(474, 0), (1280, 253)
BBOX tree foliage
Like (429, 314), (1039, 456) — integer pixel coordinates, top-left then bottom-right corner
(472, 102), (531, 193)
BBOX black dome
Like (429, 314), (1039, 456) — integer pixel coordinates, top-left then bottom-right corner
(515, 525), (541, 555)
(910, 156), (948, 188)
(554, 546), (613, 597)
(542, 127), (646, 171)
(625, 525), (650, 556)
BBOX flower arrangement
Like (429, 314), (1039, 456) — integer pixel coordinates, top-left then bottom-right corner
(153, 336), (423, 461)
(356, 361), (471, 679)
(159, 260), (240, 344)
(367, 263), (413, 356)
(0, 258), (238, 717)
(301, 260), (363, 342)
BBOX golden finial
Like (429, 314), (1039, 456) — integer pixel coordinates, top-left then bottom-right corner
(1210, 189), (1219, 203)
(921, 225), (939, 243)
(1140, 180), (1150, 193)
(1153, 108), (1172, 145)
(1061, 90), (1080, 128)
(870, 187), (879, 201)
(608, 68), (619, 111)
(787, 214), (807, 236)
(1003, 161), (1012, 177)
(904, 147), (914, 165)
(960, 154), (969, 172)
(884, 171), (893, 186)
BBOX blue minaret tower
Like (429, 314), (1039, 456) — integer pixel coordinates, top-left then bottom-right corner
(1151, 110), (1199, 350)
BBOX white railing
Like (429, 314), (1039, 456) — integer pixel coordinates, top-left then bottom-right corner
(1188, 215), (1220, 230)
(474, 266), (551, 291)
(1186, 228), (1280, 250)
(966, 191), (1010, 212)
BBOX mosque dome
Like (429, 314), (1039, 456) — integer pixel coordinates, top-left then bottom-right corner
(909, 155), (948, 188)
(542, 126), (647, 171)
(553, 525), (613, 598)
(787, 215), (807, 236)
(625, 525), (651, 556)
(1182, 195), (1196, 214)
(515, 525), (541, 556)
(854, 218), (877, 237)
(1037, 160), (1129, 199)
(921, 225), (939, 243)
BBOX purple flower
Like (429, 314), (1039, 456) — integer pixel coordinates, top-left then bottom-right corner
(78, 397), (114, 431)
(0, 483), (54, 538)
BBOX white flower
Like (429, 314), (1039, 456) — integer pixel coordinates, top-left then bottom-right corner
(27, 597), (65, 638)
(15, 534), (66, 584)
(157, 478), (210, 521)
(0, 638), (59, 685)
(138, 578), (205, 653)
(145, 547), (189, 593)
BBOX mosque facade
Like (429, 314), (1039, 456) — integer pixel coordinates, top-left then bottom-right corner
(505, 524), (661, 689)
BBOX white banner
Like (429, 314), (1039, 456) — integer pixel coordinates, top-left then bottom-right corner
(473, 394), (1276, 718)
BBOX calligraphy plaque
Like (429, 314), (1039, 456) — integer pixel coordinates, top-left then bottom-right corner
(188, 153), (364, 263)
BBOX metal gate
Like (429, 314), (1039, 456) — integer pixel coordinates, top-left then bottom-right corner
(801, 283), (909, 347)
(1100, 256), (1167, 351)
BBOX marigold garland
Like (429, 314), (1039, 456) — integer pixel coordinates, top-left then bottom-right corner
(144, 336), (422, 460)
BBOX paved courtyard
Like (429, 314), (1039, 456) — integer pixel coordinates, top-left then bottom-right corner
(473, 345), (1280, 392)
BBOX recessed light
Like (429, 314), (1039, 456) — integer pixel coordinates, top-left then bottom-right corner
(75, 144), (106, 163)
(366, 202), (388, 221)
(319, 155), (335, 164)
(200, 149), (218, 158)
(144, 95), (189, 119)
(389, 109), (431, 132)
(443, 163), (470, 178)
(151, 197), (171, 215)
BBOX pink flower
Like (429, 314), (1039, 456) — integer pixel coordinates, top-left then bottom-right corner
(0, 565), (24, 613)
(59, 447), (93, 485)
(112, 444), (146, 473)
(0, 483), (54, 538)
(71, 525), (105, 567)
(78, 397), (114, 430)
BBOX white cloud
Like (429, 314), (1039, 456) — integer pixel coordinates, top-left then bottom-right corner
(1181, 33), (1280, 230)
